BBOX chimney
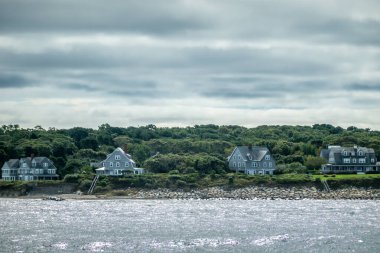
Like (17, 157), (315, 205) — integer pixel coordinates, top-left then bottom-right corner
(30, 153), (35, 160)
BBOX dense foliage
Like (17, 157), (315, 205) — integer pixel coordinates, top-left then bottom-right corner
(1, 123), (380, 179)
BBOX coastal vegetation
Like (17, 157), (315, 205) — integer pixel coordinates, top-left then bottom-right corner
(1, 124), (380, 192)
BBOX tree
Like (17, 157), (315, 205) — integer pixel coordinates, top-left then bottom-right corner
(305, 156), (326, 170)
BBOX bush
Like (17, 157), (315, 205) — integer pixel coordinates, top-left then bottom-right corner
(79, 179), (92, 192)
(63, 174), (80, 183)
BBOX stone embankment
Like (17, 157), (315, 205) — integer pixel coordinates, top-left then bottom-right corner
(111, 186), (380, 200)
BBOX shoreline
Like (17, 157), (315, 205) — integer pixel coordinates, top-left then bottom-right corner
(9, 186), (380, 200)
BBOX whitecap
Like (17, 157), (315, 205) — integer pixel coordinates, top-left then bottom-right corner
(252, 234), (289, 246)
(81, 242), (112, 252)
(52, 242), (68, 250)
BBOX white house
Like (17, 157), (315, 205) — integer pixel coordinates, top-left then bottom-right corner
(95, 147), (144, 176)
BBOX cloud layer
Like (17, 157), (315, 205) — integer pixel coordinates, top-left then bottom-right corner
(0, 0), (380, 129)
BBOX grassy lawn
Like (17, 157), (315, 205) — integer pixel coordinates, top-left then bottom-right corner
(313, 174), (380, 181)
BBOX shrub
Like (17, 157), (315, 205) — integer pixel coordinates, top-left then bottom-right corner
(63, 174), (80, 183)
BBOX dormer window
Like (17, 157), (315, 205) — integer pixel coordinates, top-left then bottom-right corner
(371, 158), (375, 163)
(352, 158), (357, 163)
(125, 162), (129, 167)
(32, 162), (36, 167)
(22, 163), (27, 168)
(116, 162), (120, 167)
(343, 151), (348, 156)
(358, 151), (364, 156)
(110, 162), (113, 167)
(115, 155), (121, 160)
(247, 153), (252, 160)
(265, 155), (270, 160)
(43, 163), (48, 167)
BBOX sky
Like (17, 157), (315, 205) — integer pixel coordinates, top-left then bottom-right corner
(0, 0), (380, 130)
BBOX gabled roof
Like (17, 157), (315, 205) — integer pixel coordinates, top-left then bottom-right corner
(323, 146), (375, 156)
(102, 147), (135, 164)
(8, 159), (20, 168)
(232, 146), (269, 161)
(3, 157), (56, 169)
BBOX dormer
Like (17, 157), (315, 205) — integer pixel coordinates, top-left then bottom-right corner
(247, 153), (252, 160)
(358, 150), (364, 156)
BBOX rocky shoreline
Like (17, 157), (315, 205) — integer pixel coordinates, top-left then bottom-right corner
(108, 186), (380, 200)
(5, 186), (380, 200)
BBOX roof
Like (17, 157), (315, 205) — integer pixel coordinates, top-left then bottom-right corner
(322, 146), (375, 156)
(233, 146), (269, 161)
(2, 156), (56, 169)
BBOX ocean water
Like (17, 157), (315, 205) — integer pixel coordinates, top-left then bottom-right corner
(0, 199), (379, 253)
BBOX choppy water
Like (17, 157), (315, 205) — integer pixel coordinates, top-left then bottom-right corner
(0, 199), (379, 252)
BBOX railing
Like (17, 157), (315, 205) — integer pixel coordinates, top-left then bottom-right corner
(87, 175), (99, 195)
(321, 180), (331, 192)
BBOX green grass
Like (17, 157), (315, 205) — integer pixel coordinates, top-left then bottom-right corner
(313, 174), (380, 181)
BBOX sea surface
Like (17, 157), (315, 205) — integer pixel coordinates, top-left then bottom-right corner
(0, 199), (379, 252)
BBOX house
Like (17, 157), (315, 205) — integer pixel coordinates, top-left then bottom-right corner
(95, 147), (144, 176)
(227, 146), (276, 175)
(320, 145), (380, 173)
(1, 156), (59, 181)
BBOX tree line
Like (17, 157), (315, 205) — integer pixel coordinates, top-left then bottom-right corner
(1, 123), (380, 178)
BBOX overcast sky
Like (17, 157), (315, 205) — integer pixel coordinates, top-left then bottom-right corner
(0, 0), (380, 129)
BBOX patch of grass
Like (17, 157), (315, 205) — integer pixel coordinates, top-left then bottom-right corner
(313, 174), (380, 181)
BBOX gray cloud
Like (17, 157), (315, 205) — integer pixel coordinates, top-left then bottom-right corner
(0, 0), (209, 35)
(0, 0), (380, 128)
(347, 83), (380, 91)
(63, 83), (99, 92)
(0, 74), (32, 88)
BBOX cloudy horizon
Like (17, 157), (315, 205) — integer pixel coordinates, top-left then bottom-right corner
(1, 0), (380, 130)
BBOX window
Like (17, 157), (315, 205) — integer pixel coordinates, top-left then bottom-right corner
(110, 162), (113, 167)
(265, 155), (270, 160)
(269, 162), (273, 167)
(238, 162), (241, 167)
(102, 162), (105, 167)
(233, 162), (236, 167)
(32, 162), (36, 167)
(352, 158), (356, 163)
(233, 156), (236, 160)
(116, 162), (120, 167)
(263, 162), (267, 167)
(371, 158), (375, 163)
(343, 151), (348, 156)
(115, 155), (121, 160)
(125, 162), (129, 167)
(252, 162), (257, 167)
(359, 158), (366, 164)
(43, 163), (48, 167)
(22, 163), (27, 168)
(238, 156), (241, 160)
(343, 158), (350, 163)
(358, 151), (364, 156)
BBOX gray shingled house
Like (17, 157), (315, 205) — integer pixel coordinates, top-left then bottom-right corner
(320, 145), (380, 173)
(1, 156), (59, 181)
(95, 147), (144, 176)
(227, 146), (276, 175)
